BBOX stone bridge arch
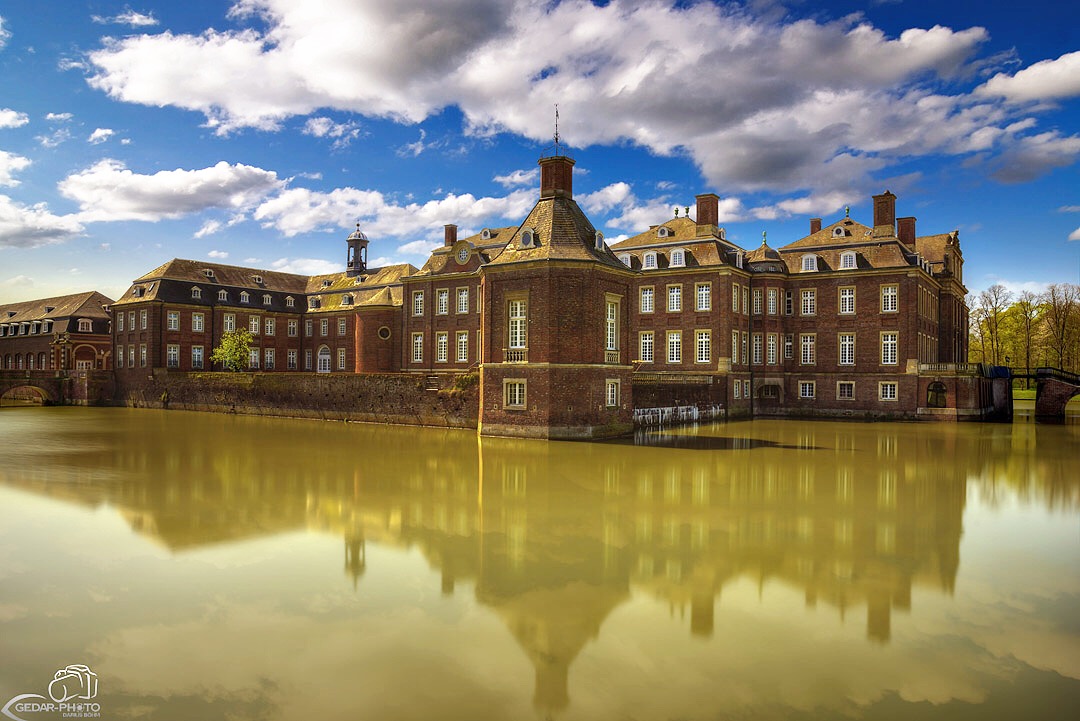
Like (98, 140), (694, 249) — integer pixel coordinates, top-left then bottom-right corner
(1035, 372), (1080, 422)
(0, 371), (63, 404)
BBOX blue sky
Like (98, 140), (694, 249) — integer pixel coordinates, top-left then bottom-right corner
(1, 0), (1078, 303)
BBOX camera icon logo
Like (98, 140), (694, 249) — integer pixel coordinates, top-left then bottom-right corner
(47, 664), (98, 703)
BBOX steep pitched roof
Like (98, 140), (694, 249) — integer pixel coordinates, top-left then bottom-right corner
(779, 218), (874, 250)
(0, 291), (113, 323)
(131, 258), (310, 293)
(486, 196), (625, 269)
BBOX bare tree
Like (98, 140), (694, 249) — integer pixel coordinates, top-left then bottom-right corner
(1040, 284), (1080, 372)
(975, 284), (1012, 365)
(1008, 290), (1041, 386)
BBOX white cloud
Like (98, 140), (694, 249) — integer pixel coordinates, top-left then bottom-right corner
(99, 243), (111, 251)
(978, 51), (1080, 102)
(208, 249), (229, 258)
(302, 117), (361, 148)
(36, 128), (72, 148)
(1, 275), (34, 289)
(1058, 205), (1080, 213)
(396, 129), (436, 157)
(0, 16), (10, 49)
(268, 257), (339, 275)
(45, 112), (73, 122)
(578, 182), (634, 214)
(1069, 227), (1080, 241)
(88, 128), (115, 144)
(0, 108), (29, 129)
(91, 10), (159, 27)
(493, 168), (538, 188)
(195, 220), (222, 238)
(59, 159), (283, 222)
(0, 150), (30, 186)
(0, 194), (84, 248)
(991, 131), (1080, 183)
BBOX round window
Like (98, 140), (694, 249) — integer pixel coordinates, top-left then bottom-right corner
(377, 326), (391, 340)
(456, 246), (470, 264)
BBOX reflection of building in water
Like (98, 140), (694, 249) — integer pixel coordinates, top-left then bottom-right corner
(0, 416), (996, 711)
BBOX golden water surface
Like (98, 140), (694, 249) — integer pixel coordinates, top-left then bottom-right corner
(0, 408), (1078, 720)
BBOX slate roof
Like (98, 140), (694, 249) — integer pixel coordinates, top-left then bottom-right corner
(0, 291), (113, 324)
(486, 196), (626, 269)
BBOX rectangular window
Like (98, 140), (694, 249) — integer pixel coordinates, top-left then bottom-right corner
(436, 331), (448, 363)
(639, 331), (654, 363)
(337, 348), (346, 370)
(605, 299), (619, 351)
(224, 313), (236, 332)
(249, 316), (260, 334)
(881, 285), (898, 313)
(767, 333), (777, 365)
(742, 287), (749, 315)
(801, 289), (816, 316)
(695, 329), (711, 363)
(508, 299), (527, 349)
(784, 333), (794, 359)
(742, 331), (748, 364)
(413, 291), (424, 316)
(139, 344), (147, 367)
(191, 346), (203, 370)
(117, 313), (125, 332)
(800, 381), (816, 399)
(167, 311), (179, 331)
(743, 380), (750, 399)
(338, 318), (347, 336)
(128, 311), (135, 330)
(879, 381), (898, 401)
(304, 319), (313, 337)
(734, 379), (741, 399)
(457, 287), (469, 314)
(838, 381), (855, 400)
(696, 283), (711, 312)
(287, 319), (297, 337)
(640, 287), (654, 314)
(305, 349), (312, 370)
(752, 333), (763, 364)
(732, 283), (740, 311)
(784, 291), (793, 315)
(166, 344), (179, 368)
(456, 331), (469, 363)
(504, 380), (526, 408)
(881, 332), (898, 365)
(140, 309), (148, 330)
(801, 334), (816, 365)
(753, 288), (763, 314)
(265, 348), (276, 370)
(116, 345), (124, 368)
(436, 289), (449, 315)
(731, 330), (739, 364)
(839, 333), (855, 365)
(318, 318), (327, 336)
(605, 379), (620, 408)
(839, 287), (856, 315)
(667, 331), (682, 363)
(287, 349), (297, 370)
(412, 333), (424, 363)
(265, 318), (275, 336)
(667, 285), (682, 312)
(128, 346), (135, 368)
(248, 349), (259, 369)
(767, 288), (777, 315)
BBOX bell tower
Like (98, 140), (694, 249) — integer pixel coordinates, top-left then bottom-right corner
(346, 223), (369, 277)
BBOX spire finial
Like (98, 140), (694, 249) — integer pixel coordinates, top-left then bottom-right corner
(845, 205), (850, 218)
(762, 230), (767, 245)
(553, 104), (560, 156)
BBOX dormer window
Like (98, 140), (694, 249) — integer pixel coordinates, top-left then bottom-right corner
(657, 227), (672, 238)
(78, 319), (92, 332)
(133, 286), (144, 297)
(643, 251), (658, 270)
(520, 227), (537, 248)
(801, 254), (818, 272)
(618, 253), (632, 267)
(252, 275), (263, 284)
(322, 279), (332, 288)
(263, 294), (272, 305)
(42, 320), (52, 333)
(832, 226), (846, 238)
(840, 251), (857, 269)
(309, 297), (321, 309)
(342, 294), (354, 306)
(240, 291), (250, 303)
(736, 252), (744, 269)
(285, 296), (295, 308)
(203, 269), (215, 279)
(595, 231), (605, 250)
(718, 228), (727, 241)
(670, 248), (685, 267)
(218, 289), (228, 301)
(191, 286), (202, 299)
(481, 228), (491, 240)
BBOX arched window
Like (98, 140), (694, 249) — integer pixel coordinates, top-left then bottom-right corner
(927, 382), (947, 408)
(218, 290), (228, 301)
(643, 252), (658, 270)
(595, 231), (605, 250)
(840, 251), (857, 269)
(618, 253), (632, 267)
(240, 291), (250, 303)
(801, 254), (818, 272)
(520, 227), (537, 247)
(317, 346), (332, 373)
(670, 248), (685, 267)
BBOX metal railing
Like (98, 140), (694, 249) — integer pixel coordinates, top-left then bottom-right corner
(918, 362), (983, 375)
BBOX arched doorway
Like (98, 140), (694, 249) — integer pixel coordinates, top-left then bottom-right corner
(317, 345), (331, 373)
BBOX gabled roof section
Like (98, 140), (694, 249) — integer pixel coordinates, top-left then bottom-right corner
(610, 216), (730, 250)
(0, 291), (113, 323)
(132, 259), (310, 293)
(486, 195), (625, 269)
(779, 217), (874, 250)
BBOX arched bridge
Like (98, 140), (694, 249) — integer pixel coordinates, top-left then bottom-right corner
(1009, 367), (1080, 421)
(0, 370), (114, 405)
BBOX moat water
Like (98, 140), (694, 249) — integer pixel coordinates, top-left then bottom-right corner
(1, 407), (1077, 720)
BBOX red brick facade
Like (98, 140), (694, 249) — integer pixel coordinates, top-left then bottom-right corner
(0, 292), (114, 372)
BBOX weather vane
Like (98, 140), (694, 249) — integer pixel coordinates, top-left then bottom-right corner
(554, 104), (561, 156)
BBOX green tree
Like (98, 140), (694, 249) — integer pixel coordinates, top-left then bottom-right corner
(210, 329), (254, 372)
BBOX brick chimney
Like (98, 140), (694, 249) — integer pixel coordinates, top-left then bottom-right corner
(897, 217), (916, 248)
(695, 193), (719, 227)
(539, 155), (574, 199)
(444, 224), (458, 247)
(810, 218), (822, 234)
(872, 190), (896, 237)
